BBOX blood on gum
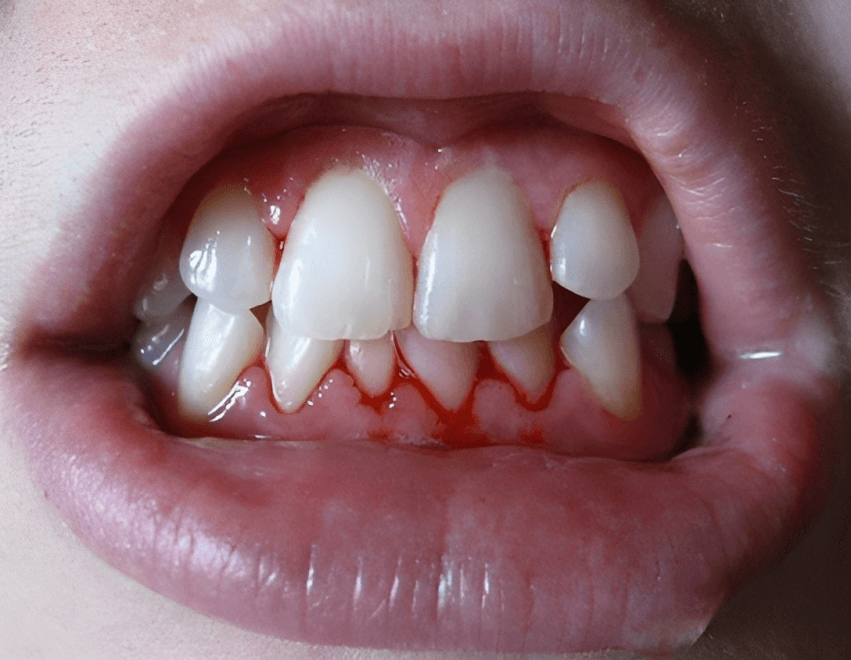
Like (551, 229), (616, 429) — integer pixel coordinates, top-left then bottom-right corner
(136, 123), (691, 459)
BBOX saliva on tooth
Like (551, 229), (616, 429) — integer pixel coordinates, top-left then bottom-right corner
(131, 140), (686, 451)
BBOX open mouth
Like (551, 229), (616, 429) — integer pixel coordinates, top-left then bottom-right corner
(3, 0), (845, 656)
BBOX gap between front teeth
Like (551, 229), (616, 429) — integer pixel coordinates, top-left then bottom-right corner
(135, 165), (670, 421)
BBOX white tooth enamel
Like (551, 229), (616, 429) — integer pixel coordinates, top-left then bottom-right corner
(413, 167), (553, 342)
(266, 308), (344, 413)
(345, 334), (396, 398)
(271, 169), (413, 340)
(627, 195), (683, 322)
(179, 185), (276, 312)
(559, 294), (641, 420)
(132, 298), (194, 372)
(550, 181), (640, 300)
(178, 299), (264, 421)
(394, 326), (478, 411)
(488, 323), (556, 403)
(134, 242), (191, 322)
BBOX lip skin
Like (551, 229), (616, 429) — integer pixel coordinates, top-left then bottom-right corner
(1, 0), (846, 656)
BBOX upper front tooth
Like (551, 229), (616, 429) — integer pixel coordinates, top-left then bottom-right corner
(413, 168), (553, 342)
(550, 181), (640, 300)
(627, 195), (683, 322)
(559, 294), (641, 421)
(271, 169), (413, 341)
(179, 185), (276, 313)
(178, 299), (264, 421)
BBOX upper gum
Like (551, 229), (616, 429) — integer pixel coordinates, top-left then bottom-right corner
(186, 122), (662, 257)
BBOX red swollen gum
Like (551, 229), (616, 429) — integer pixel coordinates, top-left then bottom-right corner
(140, 123), (692, 459)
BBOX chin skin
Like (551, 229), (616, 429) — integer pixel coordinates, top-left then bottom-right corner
(2, 0), (851, 659)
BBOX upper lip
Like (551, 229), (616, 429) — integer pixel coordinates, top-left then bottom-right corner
(5, 0), (845, 654)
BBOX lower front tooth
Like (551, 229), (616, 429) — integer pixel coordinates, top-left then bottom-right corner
(345, 334), (396, 398)
(266, 309), (344, 413)
(178, 299), (264, 421)
(559, 294), (642, 421)
(488, 323), (556, 403)
(394, 326), (478, 411)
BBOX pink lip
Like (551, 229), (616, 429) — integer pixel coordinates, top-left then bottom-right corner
(5, 0), (844, 654)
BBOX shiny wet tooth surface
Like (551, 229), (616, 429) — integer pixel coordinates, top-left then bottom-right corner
(488, 322), (556, 404)
(395, 325), (479, 411)
(179, 185), (276, 313)
(178, 299), (265, 421)
(134, 240), (191, 323)
(550, 180), (640, 300)
(345, 334), (396, 399)
(271, 169), (413, 340)
(559, 294), (642, 420)
(265, 308), (344, 413)
(413, 167), (553, 342)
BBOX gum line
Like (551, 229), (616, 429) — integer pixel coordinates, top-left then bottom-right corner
(135, 123), (692, 457)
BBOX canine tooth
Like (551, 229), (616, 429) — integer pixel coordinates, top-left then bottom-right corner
(628, 195), (683, 322)
(178, 299), (264, 421)
(488, 323), (556, 403)
(179, 185), (276, 312)
(346, 334), (396, 398)
(550, 181), (640, 300)
(413, 168), (553, 342)
(559, 294), (641, 420)
(272, 170), (413, 340)
(134, 243), (190, 322)
(395, 326), (478, 411)
(266, 308), (344, 413)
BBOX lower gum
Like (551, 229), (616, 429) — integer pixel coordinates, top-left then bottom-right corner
(140, 324), (692, 460)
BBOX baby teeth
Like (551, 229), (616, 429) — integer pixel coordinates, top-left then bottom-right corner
(395, 326), (479, 411)
(413, 168), (553, 342)
(178, 299), (264, 421)
(488, 323), (556, 403)
(266, 308), (344, 413)
(179, 185), (276, 313)
(627, 195), (683, 322)
(559, 294), (641, 421)
(272, 170), (413, 340)
(550, 181), (640, 300)
(345, 334), (396, 399)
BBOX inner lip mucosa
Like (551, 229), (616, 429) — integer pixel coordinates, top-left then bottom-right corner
(130, 95), (702, 461)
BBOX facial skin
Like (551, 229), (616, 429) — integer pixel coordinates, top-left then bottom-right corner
(1, 0), (851, 658)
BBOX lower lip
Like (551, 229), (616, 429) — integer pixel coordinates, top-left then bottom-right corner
(10, 343), (838, 654)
